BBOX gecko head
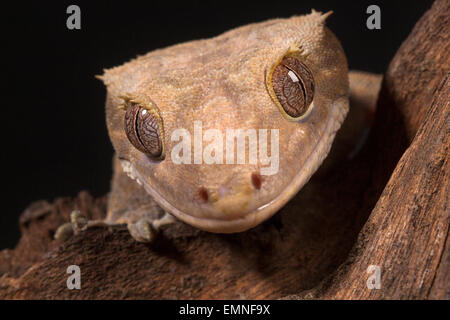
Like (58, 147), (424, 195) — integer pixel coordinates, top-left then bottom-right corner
(102, 10), (349, 233)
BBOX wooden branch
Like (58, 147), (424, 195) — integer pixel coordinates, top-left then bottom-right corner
(0, 0), (448, 299)
(294, 75), (449, 300)
(288, 0), (450, 299)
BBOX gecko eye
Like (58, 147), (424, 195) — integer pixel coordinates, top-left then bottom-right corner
(270, 56), (315, 119)
(124, 103), (164, 159)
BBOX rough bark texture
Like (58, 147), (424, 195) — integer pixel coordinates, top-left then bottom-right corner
(289, 0), (450, 299)
(0, 0), (448, 299)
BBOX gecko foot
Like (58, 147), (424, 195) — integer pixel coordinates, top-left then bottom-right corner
(54, 210), (176, 243)
(54, 210), (121, 241)
(128, 212), (176, 242)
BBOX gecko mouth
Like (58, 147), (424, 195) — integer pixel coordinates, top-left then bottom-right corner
(121, 97), (348, 233)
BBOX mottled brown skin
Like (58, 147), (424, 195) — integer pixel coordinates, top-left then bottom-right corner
(56, 11), (380, 242)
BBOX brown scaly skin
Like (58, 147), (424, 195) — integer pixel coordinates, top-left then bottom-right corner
(55, 11), (382, 243)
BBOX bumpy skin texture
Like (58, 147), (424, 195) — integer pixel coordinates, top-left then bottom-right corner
(103, 11), (349, 234)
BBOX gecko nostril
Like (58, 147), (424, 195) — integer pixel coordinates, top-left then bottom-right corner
(197, 187), (209, 203)
(251, 172), (262, 190)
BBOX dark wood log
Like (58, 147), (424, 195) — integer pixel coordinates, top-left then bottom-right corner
(287, 0), (450, 299)
(0, 0), (448, 299)
(290, 74), (449, 300)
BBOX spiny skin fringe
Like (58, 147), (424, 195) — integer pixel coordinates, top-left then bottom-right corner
(320, 11), (333, 22)
(310, 9), (333, 23)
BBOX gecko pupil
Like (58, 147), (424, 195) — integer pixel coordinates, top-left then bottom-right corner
(272, 56), (315, 118)
(124, 103), (163, 158)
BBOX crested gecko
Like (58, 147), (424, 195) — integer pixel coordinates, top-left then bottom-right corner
(55, 10), (381, 243)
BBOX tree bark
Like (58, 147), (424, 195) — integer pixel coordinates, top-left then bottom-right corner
(288, 0), (450, 299)
(0, 0), (448, 299)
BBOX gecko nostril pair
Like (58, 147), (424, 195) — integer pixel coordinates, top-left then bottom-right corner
(196, 171), (262, 204)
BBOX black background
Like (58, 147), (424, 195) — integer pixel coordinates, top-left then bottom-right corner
(1, 0), (434, 249)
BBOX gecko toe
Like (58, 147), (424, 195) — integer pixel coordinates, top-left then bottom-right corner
(54, 222), (74, 241)
(70, 210), (88, 234)
(128, 219), (158, 243)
